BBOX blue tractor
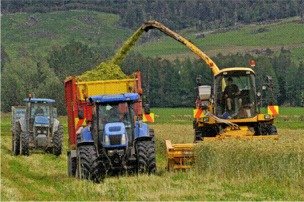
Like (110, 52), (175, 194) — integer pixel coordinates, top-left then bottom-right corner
(68, 93), (156, 182)
(11, 98), (63, 156)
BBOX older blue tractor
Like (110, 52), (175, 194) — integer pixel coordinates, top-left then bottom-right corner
(12, 98), (63, 156)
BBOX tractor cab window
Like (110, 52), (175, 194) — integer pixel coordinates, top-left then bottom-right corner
(31, 103), (50, 118)
(215, 72), (257, 119)
(97, 102), (134, 144)
(98, 102), (132, 127)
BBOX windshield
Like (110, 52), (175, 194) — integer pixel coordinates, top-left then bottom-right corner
(30, 103), (50, 118)
(98, 102), (132, 125)
(214, 71), (257, 119)
(97, 102), (134, 145)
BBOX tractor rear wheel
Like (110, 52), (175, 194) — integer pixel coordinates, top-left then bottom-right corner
(20, 132), (29, 156)
(136, 140), (156, 174)
(12, 123), (21, 155)
(76, 145), (105, 183)
(53, 125), (63, 156)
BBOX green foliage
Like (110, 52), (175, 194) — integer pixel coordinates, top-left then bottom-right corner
(48, 40), (104, 80)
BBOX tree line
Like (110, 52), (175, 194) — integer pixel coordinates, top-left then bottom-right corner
(2, 0), (304, 30)
(1, 40), (303, 114)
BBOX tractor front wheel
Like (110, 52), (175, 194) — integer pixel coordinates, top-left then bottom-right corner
(53, 125), (63, 156)
(20, 132), (29, 156)
(76, 145), (105, 183)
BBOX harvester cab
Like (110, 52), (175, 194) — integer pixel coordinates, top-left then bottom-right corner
(194, 67), (278, 142)
(11, 97), (63, 156)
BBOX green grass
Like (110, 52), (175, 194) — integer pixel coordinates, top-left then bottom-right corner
(1, 107), (304, 200)
(3, 12), (304, 66)
(152, 107), (304, 129)
(2, 10), (131, 59)
(135, 19), (304, 63)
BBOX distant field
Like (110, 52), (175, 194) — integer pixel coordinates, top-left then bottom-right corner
(2, 10), (131, 58)
(135, 19), (304, 63)
(2, 12), (304, 65)
(1, 107), (303, 200)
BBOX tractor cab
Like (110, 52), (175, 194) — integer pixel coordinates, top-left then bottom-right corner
(23, 98), (57, 148)
(24, 98), (56, 131)
(214, 68), (257, 119)
(88, 93), (143, 170)
(12, 97), (62, 156)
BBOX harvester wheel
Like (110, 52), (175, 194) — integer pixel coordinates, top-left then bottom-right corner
(12, 123), (21, 155)
(53, 124), (63, 156)
(76, 145), (105, 183)
(20, 132), (29, 156)
(268, 125), (277, 135)
(136, 140), (156, 174)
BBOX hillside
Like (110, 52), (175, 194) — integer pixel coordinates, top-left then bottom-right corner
(135, 18), (304, 63)
(2, 11), (304, 64)
(1, 10), (131, 59)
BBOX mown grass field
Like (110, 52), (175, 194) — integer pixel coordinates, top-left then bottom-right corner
(1, 107), (304, 200)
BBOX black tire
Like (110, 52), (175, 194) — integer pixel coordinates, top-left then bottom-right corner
(76, 145), (105, 183)
(20, 132), (29, 156)
(53, 124), (63, 156)
(12, 123), (21, 155)
(136, 140), (156, 174)
(67, 152), (77, 177)
(268, 124), (278, 135)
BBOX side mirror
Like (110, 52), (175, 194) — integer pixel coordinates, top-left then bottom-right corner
(144, 104), (150, 114)
(78, 109), (84, 119)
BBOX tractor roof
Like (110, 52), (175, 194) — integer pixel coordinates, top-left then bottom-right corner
(215, 67), (255, 77)
(89, 93), (139, 104)
(23, 98), (55, 103)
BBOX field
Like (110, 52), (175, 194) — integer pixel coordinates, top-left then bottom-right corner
(135, 18), (304, 63)
(1, 107), (304, 200)
(2, 11), (304, 64)
(1, 10), (131, 59)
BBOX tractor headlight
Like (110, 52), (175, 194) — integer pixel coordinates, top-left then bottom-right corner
(264, 114), (271, 120)
(121, 134), (126, 145)
(37, 130), (41, 133)
(105, 135), (110, 145)
(43, 130), (47, 134)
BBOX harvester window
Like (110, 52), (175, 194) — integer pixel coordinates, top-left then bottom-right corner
(215, 73), (257, 119)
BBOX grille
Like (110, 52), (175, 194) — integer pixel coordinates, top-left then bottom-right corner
(109, 135), (122, 145)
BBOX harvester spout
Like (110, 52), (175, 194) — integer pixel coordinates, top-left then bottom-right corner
(111, 20), (220, 75)
(142, 20), (220, 75)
